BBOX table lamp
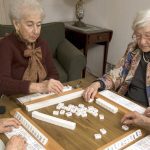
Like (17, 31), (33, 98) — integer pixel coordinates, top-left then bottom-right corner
(74, 0), (86, 27)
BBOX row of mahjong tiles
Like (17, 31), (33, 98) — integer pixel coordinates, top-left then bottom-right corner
(30, 95), (138, 150)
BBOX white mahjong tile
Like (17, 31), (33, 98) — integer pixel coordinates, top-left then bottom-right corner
(94, 133), (102, 140)
(81, 112), (87, 118)
(53, 110), (59, 116)
(60, 110), (65, 115)
(99, 114), (104, 120)
(122, 125), (129, 131)
(91, 112), (98, 117)
(65, 112), (72, 117)
(78, 104), (85, 108)
(88, 98), (94, 103)
(100, 128), (107, 135)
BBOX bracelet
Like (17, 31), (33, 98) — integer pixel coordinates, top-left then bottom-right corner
(93, 80), (105, 91)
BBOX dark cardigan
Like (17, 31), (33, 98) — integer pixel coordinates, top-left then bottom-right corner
(0, 33), (58, 95)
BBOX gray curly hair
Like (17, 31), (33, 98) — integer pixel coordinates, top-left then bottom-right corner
(9, 0), (45, 23)
(132, 9), (150, 30)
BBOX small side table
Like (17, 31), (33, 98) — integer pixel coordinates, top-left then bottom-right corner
(65, 22), (113, 77)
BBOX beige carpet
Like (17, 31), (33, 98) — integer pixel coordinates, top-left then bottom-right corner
(85, 71), (97, 83)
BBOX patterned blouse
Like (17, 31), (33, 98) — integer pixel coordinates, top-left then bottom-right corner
(98, 42), (150, 106)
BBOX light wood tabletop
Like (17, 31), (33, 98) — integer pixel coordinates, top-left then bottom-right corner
(0, 79), (148, 150)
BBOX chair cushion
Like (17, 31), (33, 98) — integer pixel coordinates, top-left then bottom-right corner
(0, 25), (14, 36)
(53, 58), (67, 82)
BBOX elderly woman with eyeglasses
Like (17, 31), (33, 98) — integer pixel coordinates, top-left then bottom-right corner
(0, 0), (63, 95)
(83, 9), (150, 129)
(83, 9), (150, 107)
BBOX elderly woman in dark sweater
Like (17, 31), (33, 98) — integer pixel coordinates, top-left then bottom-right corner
(0, 0), (63, 95)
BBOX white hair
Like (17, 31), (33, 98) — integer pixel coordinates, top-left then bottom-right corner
(9, 0), (45, 23)
(132, 9), (150, 30)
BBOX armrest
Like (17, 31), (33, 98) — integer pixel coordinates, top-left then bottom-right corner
(57, 39), (86, 80)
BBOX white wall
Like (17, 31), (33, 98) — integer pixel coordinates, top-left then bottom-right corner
(1, 0), (150, 74)
(0, 0), (75, 24)
(84, 0), (150, 64)
(41, 0), (75, 23)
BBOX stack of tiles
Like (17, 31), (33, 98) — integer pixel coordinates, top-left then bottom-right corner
(5, 111), (47, 150)
(32, 111), (76, 130)
(104, 129), (142, 150)
(96, 98), (118, 113)
(17, 85), (73, 104)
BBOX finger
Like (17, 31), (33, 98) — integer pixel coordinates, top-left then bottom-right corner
(57, 81), (64, 89)
(10, 118), (21, 126)
(121, 112), (135, 123)
(145, 107), (150, 111)
(91, 90), (97, 99)
(50, 83), (63, 94)
(50, 79), (63, 89)
(53, 81), (63, 90)
(2, 126), (12, 133)
(83, 88), (90, 101)
(11, 135), (27, 147)
(48, 81), (63, 93)
(121, 115), (128, 123)
(83, 90), (89, 102)
(3, 118), (21, 128)
(55, 82), (64, 93)
(50, 86), (62, 94)
(145, 113), (150, 117)
(123, 119), (134, 125)
(85, 88), (94, 101)
(144, 107), (150, 117)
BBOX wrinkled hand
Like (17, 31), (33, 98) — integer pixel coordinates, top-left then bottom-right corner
(121, 111), (150, 127)
(144, 107), (150, 117)
(47, 79), (63, 94)
(5, 135), (26, 150)
(83, 82), (100, 101)
(0, 118), (21, 133)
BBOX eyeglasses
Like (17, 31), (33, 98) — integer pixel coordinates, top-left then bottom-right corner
(132, 33), (150, 41)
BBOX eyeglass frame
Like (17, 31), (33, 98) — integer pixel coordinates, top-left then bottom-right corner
(132, 32), (150, 41)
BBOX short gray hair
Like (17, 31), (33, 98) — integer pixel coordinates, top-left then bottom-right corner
(132, 9), (150, 30)
(9, 0), (45, 23)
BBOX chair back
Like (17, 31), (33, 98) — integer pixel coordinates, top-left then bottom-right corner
(41, 22), (65, 57)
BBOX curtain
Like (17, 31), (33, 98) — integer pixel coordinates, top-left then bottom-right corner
(0, 0), (11, 25)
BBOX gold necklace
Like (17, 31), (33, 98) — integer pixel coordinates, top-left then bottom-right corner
(143, 53), (150, 63)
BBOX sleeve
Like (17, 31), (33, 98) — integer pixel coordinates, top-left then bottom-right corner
(97, 42), (137, 90)
(0, 39), (30, 95)
(41, 40), (59, 80)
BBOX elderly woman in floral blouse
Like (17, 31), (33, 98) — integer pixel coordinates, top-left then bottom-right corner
(83, 9), (150, 108)
(83, 9), (150, 129)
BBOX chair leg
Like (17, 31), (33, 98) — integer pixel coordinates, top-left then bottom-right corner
(82, 68), (86, 78)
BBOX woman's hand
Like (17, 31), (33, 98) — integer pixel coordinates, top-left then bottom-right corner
(5, 135), (26, 150)
(29, 79), (63, 94)
(0, 118), (21, 133)
(121, 111), (150, 127)
(144, 107), (150, 117)
(47, 79), (63, 94)
(83, 82), (100, 102)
